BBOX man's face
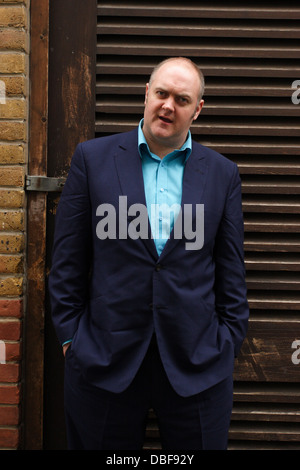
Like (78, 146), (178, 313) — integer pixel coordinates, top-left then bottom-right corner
(143, 60), (204, 158)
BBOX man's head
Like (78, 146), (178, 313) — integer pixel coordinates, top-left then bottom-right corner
(143, 57), (205, 158)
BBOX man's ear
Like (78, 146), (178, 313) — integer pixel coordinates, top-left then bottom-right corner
(193, 99), (204, 121)
(144, 83), (150, 105)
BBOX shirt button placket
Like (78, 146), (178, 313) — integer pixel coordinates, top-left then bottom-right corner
(157, 161), (167, 240)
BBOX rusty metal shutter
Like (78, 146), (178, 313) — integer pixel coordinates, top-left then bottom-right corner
(96, 1), (300, 449)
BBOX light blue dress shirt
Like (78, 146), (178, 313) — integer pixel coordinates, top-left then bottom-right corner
(138, 119), (192, 256)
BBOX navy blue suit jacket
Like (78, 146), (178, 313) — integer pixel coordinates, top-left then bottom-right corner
(49, 128), (249, 397)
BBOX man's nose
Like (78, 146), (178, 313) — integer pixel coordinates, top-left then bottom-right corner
(162, 97), (175, 112)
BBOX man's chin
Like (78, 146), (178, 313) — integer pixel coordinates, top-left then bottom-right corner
(152, 123), (175, 140)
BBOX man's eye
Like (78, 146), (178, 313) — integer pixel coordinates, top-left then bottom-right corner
(178, 97), (188, 104)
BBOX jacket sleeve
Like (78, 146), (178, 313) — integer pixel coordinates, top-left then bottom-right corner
(48, 143), (92, 346)
(214, 163), (249, 357)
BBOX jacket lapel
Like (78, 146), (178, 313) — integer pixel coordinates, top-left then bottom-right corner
(114, 129), (158, 260)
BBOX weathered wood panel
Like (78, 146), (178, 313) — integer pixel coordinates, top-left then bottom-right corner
(24, 0), (49, 450)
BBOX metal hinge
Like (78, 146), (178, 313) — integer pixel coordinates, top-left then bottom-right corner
(25, 175), (66, 192)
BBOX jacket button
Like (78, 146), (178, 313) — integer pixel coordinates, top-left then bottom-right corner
(155, 264), (162, 272)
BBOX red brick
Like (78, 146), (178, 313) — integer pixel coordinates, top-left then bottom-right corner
(0, 405), (19, 425)
(0, 320), (21, 340)
(0, 363), (20, 382)
(0, 385), (20, 404)
(0, 299), (23, 318)
(5, 342), (21, 361)
(0, 428), (19, 449)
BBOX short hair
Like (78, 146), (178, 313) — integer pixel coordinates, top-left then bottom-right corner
(148, 57), (205, 102)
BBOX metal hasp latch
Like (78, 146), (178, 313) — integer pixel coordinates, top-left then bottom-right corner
(25, 175), (66, 192)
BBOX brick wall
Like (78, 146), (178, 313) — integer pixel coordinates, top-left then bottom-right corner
(0, 0), (28, 449)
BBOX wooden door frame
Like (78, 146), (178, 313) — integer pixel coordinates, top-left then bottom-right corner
(24, 0), (97, 449)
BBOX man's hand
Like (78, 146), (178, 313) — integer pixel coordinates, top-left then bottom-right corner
(63, 343), (71, 356)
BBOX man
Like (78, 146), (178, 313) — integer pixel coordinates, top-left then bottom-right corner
(49, 57), (249, 450)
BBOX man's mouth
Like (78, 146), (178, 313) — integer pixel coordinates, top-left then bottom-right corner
(159, 116), (173, 124)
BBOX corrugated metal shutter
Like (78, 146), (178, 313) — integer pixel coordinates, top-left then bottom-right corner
(96, 1), (300, 449)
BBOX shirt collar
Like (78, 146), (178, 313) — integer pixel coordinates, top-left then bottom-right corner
(138, 119), (192, 162)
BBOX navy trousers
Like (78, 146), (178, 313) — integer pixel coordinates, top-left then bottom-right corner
(64, 336), (233, 450)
